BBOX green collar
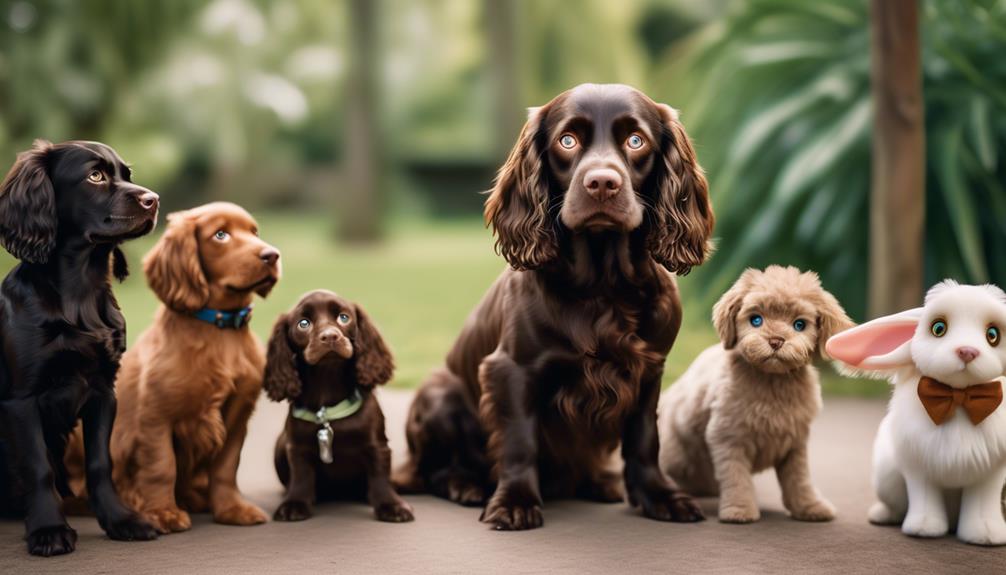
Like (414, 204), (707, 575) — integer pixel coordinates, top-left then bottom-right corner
(291, 390), (364, 424)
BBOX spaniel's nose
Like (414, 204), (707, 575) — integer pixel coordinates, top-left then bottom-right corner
(134, 190), (159, 211)
(768, 337), (785, 351)
(583, 168), (622, 201)
(260, 247), (280, 266)
(957, 346), (980, 363)
(319, 328), (341, 344)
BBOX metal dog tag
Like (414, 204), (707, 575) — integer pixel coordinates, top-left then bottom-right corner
(317, 423), (334, 464)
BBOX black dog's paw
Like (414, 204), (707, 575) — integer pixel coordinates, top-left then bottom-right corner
(104, 514), (159, 541)
(374, 500), (415, 523)
(27, 525), (78, 557)
(273, 501), (312, 522)
(480, 485), (543, 531)
(632, 487), (705, 523)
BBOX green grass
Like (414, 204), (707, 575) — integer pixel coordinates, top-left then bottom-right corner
(0, 213), (883, 396)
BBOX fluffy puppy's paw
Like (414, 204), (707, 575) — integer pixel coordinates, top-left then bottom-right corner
(480, 486), (544, 530)
(26, 525), (77, 557)
(790, 498), (836, 522)
(145, 506), (192, 534)
(214, 500), (269, 526)
(374, 500), (415, 523)
(901, 512), (948, 538)
(719, 502), (760, 524)
(957, 518), (1006, 546)
(273, 500), (312, 522)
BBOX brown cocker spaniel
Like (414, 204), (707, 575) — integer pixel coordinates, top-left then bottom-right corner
(264, 290), (410, 522)
(396, 83), (715, 530)
(68, 202), (281, 533)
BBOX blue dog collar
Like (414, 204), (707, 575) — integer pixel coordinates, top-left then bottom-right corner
(192, 305), (253, 329)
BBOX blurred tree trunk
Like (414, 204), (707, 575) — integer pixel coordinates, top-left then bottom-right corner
(486, 0), (522, 163)
(868, 0), (925, 318)
(340, 0), (383, 241)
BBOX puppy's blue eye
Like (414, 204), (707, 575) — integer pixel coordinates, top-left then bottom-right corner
(793, 319), (807, 332)
(297, 319), (310, 330)
(559, 134), (577, 149)
(750, 315), (763, 328)
(338, 313), (351, 325)
(214, 230), (229, 241)
(931, 320), (947, 338)
(626, 134), (644, 149)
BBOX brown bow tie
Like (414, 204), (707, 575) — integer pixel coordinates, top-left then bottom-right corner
(917, 377), (1003, 426)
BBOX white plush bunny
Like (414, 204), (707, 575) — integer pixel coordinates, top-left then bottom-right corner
(826, 280), (1006, 545)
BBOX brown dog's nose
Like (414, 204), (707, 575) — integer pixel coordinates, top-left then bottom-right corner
(260, 247), (280, 266)
(133, 190), (159, 211)
(957, 346), (980, 363)
(583, 168), (622, 201)
(319, 328), (341, 344)
(768, 337), (785, 351)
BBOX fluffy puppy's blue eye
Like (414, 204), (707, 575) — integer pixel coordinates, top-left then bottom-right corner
(793, 319), (807, 332)
(750, 315), (763, 328)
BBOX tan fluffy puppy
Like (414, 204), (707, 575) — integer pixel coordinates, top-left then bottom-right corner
(658, 265), (853, 523)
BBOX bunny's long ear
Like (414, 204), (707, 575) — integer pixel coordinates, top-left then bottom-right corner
(825, 308), (922, 371)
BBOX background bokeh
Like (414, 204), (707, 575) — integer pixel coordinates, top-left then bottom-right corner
(0, 0), (1002, 394)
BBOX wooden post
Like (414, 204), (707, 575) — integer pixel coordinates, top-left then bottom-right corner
(868, 0), (925, 318)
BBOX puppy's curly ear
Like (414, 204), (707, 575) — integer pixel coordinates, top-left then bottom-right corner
(0, 140), (56, 263)
(713, 269), (757, 349)
(143, 210), (209, 312)
(264, 313), (301, 401)
(484, 105), (557, 270)
(649, 105), (715, 275)
(812, 283), (855, 360)
(352, 304), (394, 387)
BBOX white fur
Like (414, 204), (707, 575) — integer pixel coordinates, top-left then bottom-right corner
(828, 281), (1006, 545)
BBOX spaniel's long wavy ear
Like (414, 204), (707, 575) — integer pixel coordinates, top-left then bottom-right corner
(143, 210), (209, 312)
(352, 304), (394, 387)
(264, 313), (301, 401)
(649, 105), (715, 275)
(713, 269), (758, 349)
(0, 140), (56, 263)
(484, 105), (557, 270)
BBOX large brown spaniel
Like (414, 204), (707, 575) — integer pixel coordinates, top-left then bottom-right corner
(396, 84), (715, 530)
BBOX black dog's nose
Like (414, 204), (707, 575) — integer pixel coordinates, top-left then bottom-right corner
(768, 337), (785, 351)
(134, 190), (159, 211)
(260, 247), (280, 266)
(583, 168), (622, 201)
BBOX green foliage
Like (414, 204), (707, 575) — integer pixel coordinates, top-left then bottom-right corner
(652, 0), (1006, 320)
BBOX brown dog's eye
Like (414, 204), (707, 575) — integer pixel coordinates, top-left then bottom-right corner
(558, 133), (577, 150)
(338, 313), (351, 325)
(297, 318), (311, 330)
(213, 230), (230, 242)
(626, 133), (645, 150)
(87, 170), (106, 183)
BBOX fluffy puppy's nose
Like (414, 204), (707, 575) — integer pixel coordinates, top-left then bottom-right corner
(133, 190), (159, 211)
(260, 247), (280, 266)
(768, 337), (785, 351)
(583, 168), (622, 201)
(957, 346), (980, 363)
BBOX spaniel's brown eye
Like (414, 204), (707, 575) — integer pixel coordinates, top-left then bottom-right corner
(87, 170), (106, 183)
(626, 133), (645, 150)
(558, 134), (577, 149)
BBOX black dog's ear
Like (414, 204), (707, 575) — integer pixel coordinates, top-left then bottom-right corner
(352, 304), (394, 387)
(0, 140), (56, 263)
(264, 313), (301, 401)
(648, 105), (715, 275)
(484, 105), (558, 271)
(111, 246), (129, 282)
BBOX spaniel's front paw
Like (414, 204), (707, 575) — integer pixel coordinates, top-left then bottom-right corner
(480, 485), (543, 530)
(213, 500), (268, 526)
(632, 486), (705, 523)
(273, 500), (312, 522)
(145, 506), (192, 534)
(374, 499), (414, 523)
(104, 513), (159, 541)
(26, 525), (77, 557)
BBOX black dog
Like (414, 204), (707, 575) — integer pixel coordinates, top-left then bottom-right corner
(0, 140), (159, 556)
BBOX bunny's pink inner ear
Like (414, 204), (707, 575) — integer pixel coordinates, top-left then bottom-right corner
(826, 319), (918, 369)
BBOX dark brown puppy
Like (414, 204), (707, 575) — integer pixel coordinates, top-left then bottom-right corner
(396, 84), (715, 530)
(265, 290), (412, 522)
(0, 140), (159, 555)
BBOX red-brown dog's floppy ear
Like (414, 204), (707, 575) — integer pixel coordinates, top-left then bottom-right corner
(143, 210), (209, 312)
(264, 313), (301, 401)
(352, 304), (394, 387)
(713, 269), (757, 349)
(649, 104), (715, 275)
(0, 140), (56, 263)
(484, 105), (557, 271)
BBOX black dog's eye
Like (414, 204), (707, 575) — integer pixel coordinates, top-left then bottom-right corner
(87, 170), (106, 184)
(214, 230), (230, 242)
(297, 319), (311, 330)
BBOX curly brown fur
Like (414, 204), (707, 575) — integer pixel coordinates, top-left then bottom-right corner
(658, 265), (854, 523)
(398, 84), (714, 530)
(266, 290), (410, 522)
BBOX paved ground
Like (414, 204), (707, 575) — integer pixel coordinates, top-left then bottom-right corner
(1, 391), (1003, 574)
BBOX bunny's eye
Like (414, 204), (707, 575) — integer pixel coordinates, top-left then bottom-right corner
(988, 325), (1000, 347)
(931, 319), (947, 338)
(750, 315), (763, 328)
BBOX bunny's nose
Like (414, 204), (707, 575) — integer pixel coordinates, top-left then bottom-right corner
(957, 346), (980, 364)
